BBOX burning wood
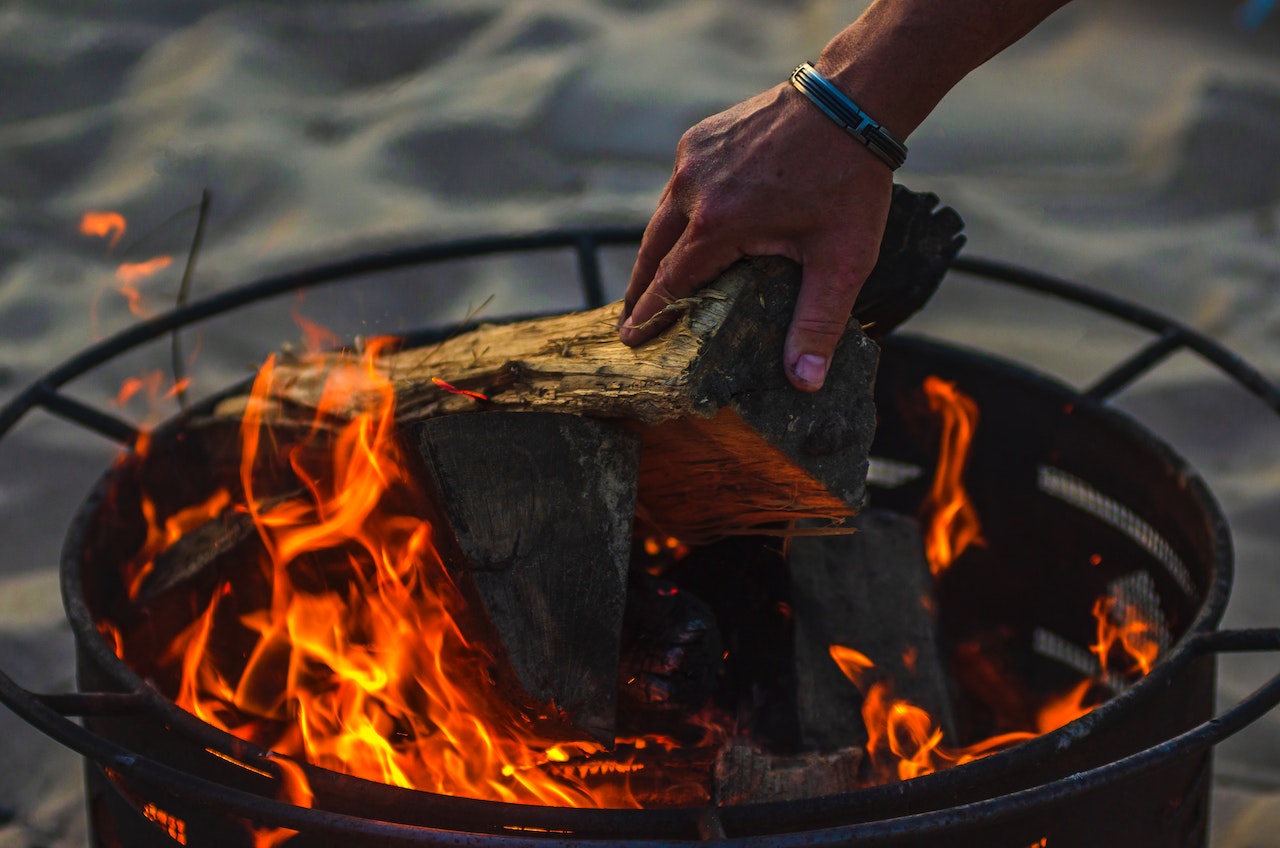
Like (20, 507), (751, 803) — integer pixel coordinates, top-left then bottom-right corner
(789, 510), (957, 752)
(405, 411), (641, 744)
(93, 187), (1182, 809)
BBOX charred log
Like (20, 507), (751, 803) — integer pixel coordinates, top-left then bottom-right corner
(789, 509), (957, 750)
(404, 411), (640, 744)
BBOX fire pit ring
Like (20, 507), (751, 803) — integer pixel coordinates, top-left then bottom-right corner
(0, 229), (1278, 847)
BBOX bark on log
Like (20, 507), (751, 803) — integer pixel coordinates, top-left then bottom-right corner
(789, 510), (956, 751)
(404, 411), (641, 744)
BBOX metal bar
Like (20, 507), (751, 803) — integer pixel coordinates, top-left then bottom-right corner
(951, 256), (1280, 416)
(1084, 329), (1186, 400)
(34, 387), (140, 445)
(35, 691), (149, 717)
(1195, 628), (1280, 654)
(575, 234), (608, 309)
(6, 659), (1280, 846)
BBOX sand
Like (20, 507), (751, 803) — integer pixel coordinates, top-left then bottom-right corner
(1, 0), (1279, 845)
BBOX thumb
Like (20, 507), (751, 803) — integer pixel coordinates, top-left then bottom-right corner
(783, 260), (867, 392)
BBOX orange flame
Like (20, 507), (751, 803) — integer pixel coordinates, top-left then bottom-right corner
(291, 297), (340, 355)
(1035, 679), (1099, 735)
(919, 376), (984, 576)
(1091, 596), (1160, 679)
(152, 339), (620, 806)
(114, 255), (173, 317)
(80, 211), (127, 250)
(831, 644), (1035, 782)
(251, 755), (314, 848)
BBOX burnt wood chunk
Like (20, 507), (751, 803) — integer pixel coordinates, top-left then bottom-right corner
(713, 742), (863, 805)
(617, 573), (723, 730)
(789, 510), (956, 750)
(405, 411), (641, 744)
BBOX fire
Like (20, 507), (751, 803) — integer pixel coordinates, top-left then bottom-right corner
(114, 256), (174, 317)
(101, 348), (1171, 809)
(1091, 596), (1160, 679)
(291, 296), (340, 355)
(80, 211), (127, 250)
(831, 594), (1165, 782)
(919, 376), (984, 576)
(831, 646), (1036, 782)
(148, 339), (618, 807)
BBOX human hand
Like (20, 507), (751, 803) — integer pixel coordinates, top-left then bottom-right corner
(619, 81), (894, 392)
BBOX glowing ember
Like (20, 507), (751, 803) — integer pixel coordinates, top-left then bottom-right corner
(429, 377), (489, 402)
(919, 376), (983, 576)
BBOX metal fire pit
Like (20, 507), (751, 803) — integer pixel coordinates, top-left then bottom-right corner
(1, 229), (1279, 847)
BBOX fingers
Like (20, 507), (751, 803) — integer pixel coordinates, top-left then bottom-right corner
(783, 256), (869, 392)
(623, 186), (684, 323)
(620, 217), (743, 347)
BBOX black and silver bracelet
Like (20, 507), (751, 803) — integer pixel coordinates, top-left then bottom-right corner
(789, 62), (908, 171)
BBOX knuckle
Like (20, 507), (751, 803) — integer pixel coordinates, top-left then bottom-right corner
(684, 207), (721, 239)
(790, 315), (849, 342)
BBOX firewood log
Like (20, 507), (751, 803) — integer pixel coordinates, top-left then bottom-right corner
(789, 510), (957, 750)
(404, 411), (641, 743)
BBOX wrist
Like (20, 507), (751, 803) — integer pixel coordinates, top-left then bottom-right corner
(789, 63), (907, 171)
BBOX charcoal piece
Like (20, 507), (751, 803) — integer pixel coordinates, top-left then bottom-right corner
(713, 742), (863, 805)
(852, 184), (966, 340)
(131, 492), (304, 607)
(666, 536), (800, 752)
(541, 744), (717, 808)
(617, 573), (723, 726)
(789, 509), (956, 751)
(405, 410), (641, 744)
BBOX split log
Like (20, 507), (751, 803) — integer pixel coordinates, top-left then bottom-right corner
(713, 742), (863, 805)
(404, 411), (640, 743)
(213, 186), (964, 542)
(789, 510), (956, 751)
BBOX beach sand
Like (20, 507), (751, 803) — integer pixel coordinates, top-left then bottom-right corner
(2, 1), (1279, 844)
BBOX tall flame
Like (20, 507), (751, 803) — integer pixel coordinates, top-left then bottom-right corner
(157, 339), (613, 806)
(919, 376), (983, 576)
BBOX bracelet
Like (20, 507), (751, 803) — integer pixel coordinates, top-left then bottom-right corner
(789, 62), (907, 171)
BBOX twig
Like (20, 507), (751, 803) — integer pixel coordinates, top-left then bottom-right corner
(171, 189), (211, 412)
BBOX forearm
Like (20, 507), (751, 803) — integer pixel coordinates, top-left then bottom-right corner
(816, 0), (1072, 140)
